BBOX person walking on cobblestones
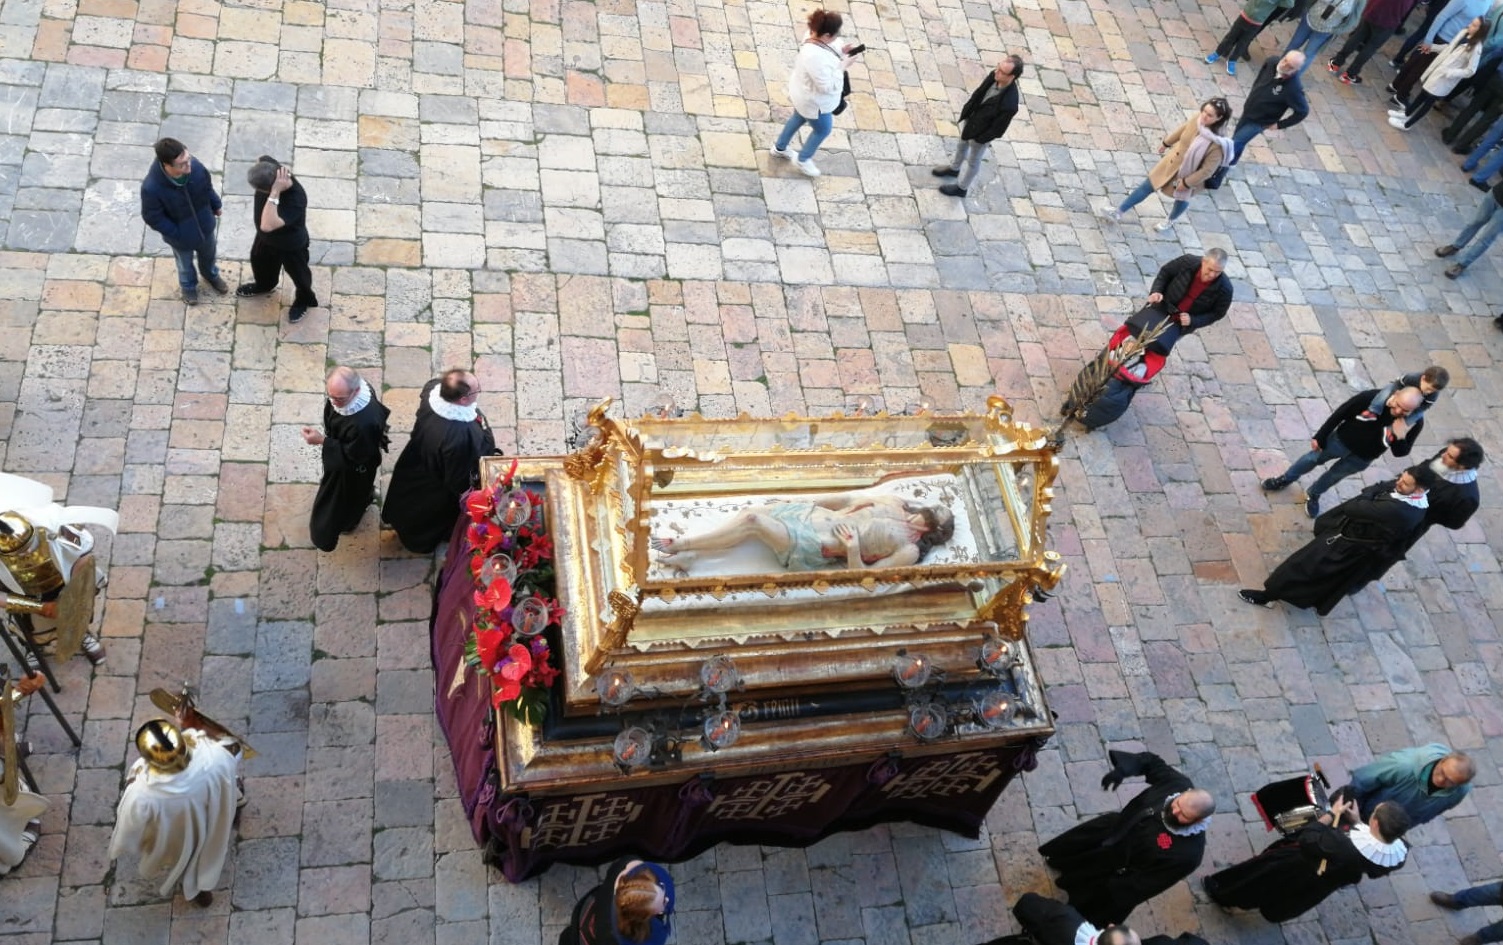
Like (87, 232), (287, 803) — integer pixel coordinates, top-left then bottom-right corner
(140, 137), (227, 307)
(1099, 99), (1234, 231)
(1436, 177), (1503, 277)
(303, 366), (390, 553)
(932, 55), (1024, 198)
(1284, 0), (1365, 75)
(239, 156), (320, 324)
(1327, 0), (1423, 84)
(1338, 743), (1475, 825)
(1000, 892), (1140, 945)
(771, 9), (856, 178)
(1402, 437), (1484, 550)
(1430, 882), (1503, 945)
(1206, 0), (1298, 75)
(1038, 750), (1215, 928)
(1230, 52), (1309, 164)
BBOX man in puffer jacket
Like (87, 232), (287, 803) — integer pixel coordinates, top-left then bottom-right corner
(140, 137), (226, 307)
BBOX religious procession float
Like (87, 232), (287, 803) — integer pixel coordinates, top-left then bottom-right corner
(430, 396), (1065, 880)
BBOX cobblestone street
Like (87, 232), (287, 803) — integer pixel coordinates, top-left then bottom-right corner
(1, 0), (1502, 942)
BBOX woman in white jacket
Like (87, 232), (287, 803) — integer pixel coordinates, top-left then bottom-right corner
(1389, 17), (1488, 130)
(771, 9), (853, 177)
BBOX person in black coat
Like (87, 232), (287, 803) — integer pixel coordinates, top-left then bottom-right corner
(559, 856), (675, 945)
(1403, 437), (1484, 552)
(1229, 51), (1310, 164)
(1140, 251), (1234, 349)
(999, 893), (1140, 945)
(140, 137), (226, 306)
(1203, 796), (1410, 922)
(302, 366), (390, 552)
(240, 156), (320, 324)
(1262, 386), (1427, 518)
(1038, 750), (1216, 928)
(931, 54), (1024, 197)
(1240, 466), (1436, 614)
(381, 370), (498, 554)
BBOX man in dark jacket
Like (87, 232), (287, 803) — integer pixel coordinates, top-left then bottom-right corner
(302, 366), (390, 552)
(1000, 893), (1140, 945)
(931, 54), (1023, 198)
(140, 138), (227, 306)
(1230, 51), (1310, 164)
(1037, 750), (1215, 928)
(1262, 385), (1427, 517)
(239, 156), (320, 324)
(1402, 437), (1484, 550)
(381, 369), (498, 554)
(1140, 250), (1234, 344)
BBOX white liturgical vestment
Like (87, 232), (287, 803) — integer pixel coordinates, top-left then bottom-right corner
(0, 785), (48, 875)
(108, 732), (239, 899)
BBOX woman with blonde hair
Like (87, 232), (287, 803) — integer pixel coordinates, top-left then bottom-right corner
(1099, 98), (1235, 231)
(558, 857), (675, 945)
(771, 8), (857, 177)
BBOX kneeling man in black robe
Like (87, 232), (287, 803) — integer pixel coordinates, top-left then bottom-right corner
(1038, 750), (1216, 928)
(382, 369), (497, 554)
(302, 366), (390, 552)
(1239, 464), (1436, 615)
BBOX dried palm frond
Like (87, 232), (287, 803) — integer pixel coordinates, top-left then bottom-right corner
(1049, 315), (1175, 444)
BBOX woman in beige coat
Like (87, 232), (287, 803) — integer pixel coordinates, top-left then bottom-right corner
(1101, 98), (1235, 231)
(1388, 18), (1487, 130)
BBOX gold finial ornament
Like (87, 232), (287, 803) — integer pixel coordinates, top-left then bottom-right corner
(135, 719), (192, 775)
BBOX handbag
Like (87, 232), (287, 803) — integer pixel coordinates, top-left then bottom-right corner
(832, 72), (853, 115)
(1203, 164), (1229, 190)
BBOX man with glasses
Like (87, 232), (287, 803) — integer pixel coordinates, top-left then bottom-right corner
(140, 138), (227, 306)
(301, 366), (390, 552)
(381, 369), (499, 553)
(1337, 744), (1475, 827)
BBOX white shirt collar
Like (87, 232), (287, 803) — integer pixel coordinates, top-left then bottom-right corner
(1391, 489), (1429, 509)
(330, 379), (372, 417)
(428, 383), (478, 422)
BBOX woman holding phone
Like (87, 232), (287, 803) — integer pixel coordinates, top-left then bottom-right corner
(771, 9), (857, 177)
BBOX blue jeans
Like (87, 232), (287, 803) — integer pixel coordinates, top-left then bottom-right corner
(1118, 178), (1189, 221)
(1463, 115), (1503, 182)
(1230, 120), (1265, 165)
(171, 219), (220, 290)
(1453, 191), (1503, 267)
(1281, 436), (1371, 500)
(776, 111), (833, 162)
(1454, 881), (1503, 944)
(1284, 19), (1334, 75)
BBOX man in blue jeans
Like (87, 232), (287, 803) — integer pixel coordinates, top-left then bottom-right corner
(1262, 385), (1426, 517)
(140, 137), (226, 306)
(1436, 178), (1503, 277)
(1230, 51), (1309, 165)
(1431, 884), (1503, 944)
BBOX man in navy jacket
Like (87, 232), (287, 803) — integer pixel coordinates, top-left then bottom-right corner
(141, 138), (226, 306)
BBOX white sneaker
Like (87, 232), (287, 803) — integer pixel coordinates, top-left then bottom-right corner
(1154, 219), (1176, 232)
(796, 158), (821, 177)
(1387, 108), (1406, 118)
(1097, 205), (1121, 222)
(771, 146), (792, 161)
(1387, 115), (1409, 130)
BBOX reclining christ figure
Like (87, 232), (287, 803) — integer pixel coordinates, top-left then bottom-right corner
(651, 490), (956, 572)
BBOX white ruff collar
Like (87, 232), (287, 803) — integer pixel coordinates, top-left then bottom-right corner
(428, 384), (478, 422)
(331, 379), (372, 417)
(1391, 490), (1429, 509)
(1349, 822), (1407, 867)
(1161, 792), (1209, 836)
(1077, 926), (1103, 945)
(1444, 468), (1479, 484)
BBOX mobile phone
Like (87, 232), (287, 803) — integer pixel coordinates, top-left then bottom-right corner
(847, 44), (867, 56)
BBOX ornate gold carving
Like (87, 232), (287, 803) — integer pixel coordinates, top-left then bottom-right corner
(583, 590), (640, 676)
(706, 771), (832, 820)
(881, 751), (1004, 799)
(977, 553), (1067, 642)
(529, 793), (645, 849)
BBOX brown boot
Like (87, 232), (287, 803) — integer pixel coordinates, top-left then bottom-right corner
(1431, 891), (1462, 910)
(192, 891), (214, 907)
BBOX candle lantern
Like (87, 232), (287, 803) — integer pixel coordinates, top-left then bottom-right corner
(979, 638), (1014, 674)
(892, 652), (932, 689)
(908, 704), (948, 741)
(699, 655), (740, 694)
(595, 669), (637, 707)
(498, 489), (532, 529)
(511, 597), (549, 637)
(702, 710), (741, 750)
(613, 727), (653, 768)
(480, 553), (517, 590)
(976, 691), (1014, 729)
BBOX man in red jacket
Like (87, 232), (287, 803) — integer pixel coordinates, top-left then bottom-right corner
(1328, 0), (1423, 84)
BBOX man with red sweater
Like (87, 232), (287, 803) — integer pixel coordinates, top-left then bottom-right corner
(1262, 385), (1427, 517)
(1328, 0), (1423, 84)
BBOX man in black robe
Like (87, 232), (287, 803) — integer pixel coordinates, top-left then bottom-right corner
(1203, 796), (1410, 922)
(381, 369), (498, 554)
(991, 893), (1140, 945)
(301, 366), (389, 552)
(1402, 437), (1484, 552)
(1239, 464), (1437, 615)
(1037, 750), (1216, 928)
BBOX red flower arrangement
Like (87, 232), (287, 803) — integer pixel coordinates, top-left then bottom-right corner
(462, 459), (562, 724)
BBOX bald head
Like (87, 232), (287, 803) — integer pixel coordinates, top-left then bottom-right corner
(1169, 789), (1216, 826)
(1279, 51), (1305, 76)
(325, 365), (360, 401)
(1388, 386), (1424, 417)
(1100, 928), (1141, 945)
(1433, 752), (1476, 789)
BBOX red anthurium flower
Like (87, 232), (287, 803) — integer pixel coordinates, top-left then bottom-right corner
(492, 643), (532, 704)
(474, 627), (506, 674)
(474, 577), (513, 614)
(466, 489), (496, 523)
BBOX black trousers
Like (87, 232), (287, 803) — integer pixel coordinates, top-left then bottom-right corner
(1215, 16), (1263, 60)
(1332, 20), (1397, 78)
(249, 233), (318, 306)
(1446, 71), (1503, 146)
(1391, 49), (1437, 101)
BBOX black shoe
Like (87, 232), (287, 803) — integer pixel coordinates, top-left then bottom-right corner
(1430, 892), (1462, 910)
(1447, 263), (1467, 278)
(288, 304), (308, 323)
(1238, 589), (1273, 608)
(182, 286), (199, 306)
(1385, 83), (1397, 94)
(1493, 314), (1503, 332)
(205, 275), (229, 294)
(1436, 244), (1460, 257)
(931, 166), (960, 177)
(1388, 95), (1406, 109)
(1261, 476), (1290, 491)
(1452, 144), (1473, 154)
(1305, 495), (1320, 518)
(1470, 177), (1490, 192)
(236, 282), (277, 297)
(939, 183), (968, 197)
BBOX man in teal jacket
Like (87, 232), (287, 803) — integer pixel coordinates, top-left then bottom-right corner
(1340, 743), (1475, 826)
